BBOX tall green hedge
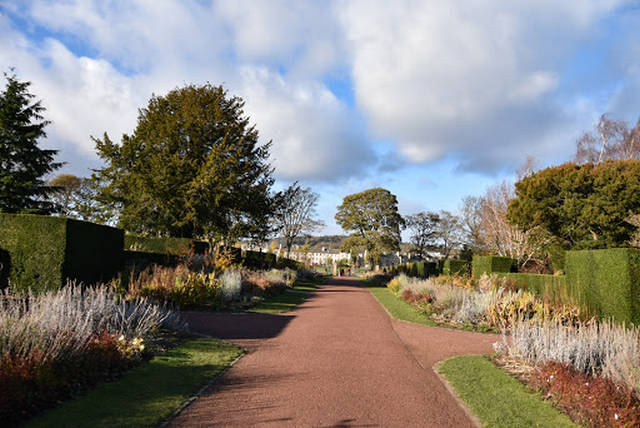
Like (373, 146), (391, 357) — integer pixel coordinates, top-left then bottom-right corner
(124, 234), (209, 255)
(243, 250), (277, 270)
(443, 259), (470, 276)
(565, 248), (640, 324)
(495, 273), (567, 302)
(472, 255), (517, 279)
(0, 214), (123, 293)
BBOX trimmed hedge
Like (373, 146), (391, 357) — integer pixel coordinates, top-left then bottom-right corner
(0, 214), (123, 293)
(472, 255), (517, 279)
(565, 248), (640, 324)
(443, 259), (470, 276)
(495, 272), (567, 302)
(242, 250), (277, 270)
(124, 234), (209, 255)
(275, 257), (305, 270)
(122, 250), (182, 270)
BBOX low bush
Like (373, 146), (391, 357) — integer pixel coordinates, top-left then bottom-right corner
(498, 319), (640, 398)
(124, 265), (221, 308)
(242, 268), (297, 296)
(530, 361), (640, 428)
(387, 274), (582, 331)
(220, 270), (242, 302)
(0, 284), (183, 424)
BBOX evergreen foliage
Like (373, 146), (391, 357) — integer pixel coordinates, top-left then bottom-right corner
(93, 83), (274, 241)
(472, 255), (516, 279)
(0, 71), (61, 214)
(507, 161), (640, 249)
(0, 213), (123, 292)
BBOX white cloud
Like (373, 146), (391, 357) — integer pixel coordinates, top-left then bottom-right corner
(2, 0), (639, 182)
(339, 0), (627, 170)
(238, 67), (374, 181)
(1, 1), (374, 181)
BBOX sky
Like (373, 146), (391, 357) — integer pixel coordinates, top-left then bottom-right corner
(1, 1), (640, 235)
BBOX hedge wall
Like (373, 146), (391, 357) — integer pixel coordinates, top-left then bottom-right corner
(443, 259), (470, 276)
(124, 234), (209, 255)
(565, 248), (640, 324)
(275, 257), (305, 270)
(472, 255), (517, 279)
(495, 272), (567, 302)
(0, 214), (123, 293)
(243, 250), (277, 270)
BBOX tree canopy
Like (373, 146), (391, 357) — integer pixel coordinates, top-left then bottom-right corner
(335, 188), (404, 264)
(405, 211), (440, 259)
(93, 83), (274, 241)
(507, 160), (640, 249)
(0, 71), (61, 214)
(273, 182), (324, 257)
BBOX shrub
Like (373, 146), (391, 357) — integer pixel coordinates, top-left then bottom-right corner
(529, 361), (640, 428)
(124, 234), (209, 255)
(472, 255), (516, 279)
(220, 270), (242, 302)
(126, 265), (220, 308)
(0, 284), (183, 424)
(565, 248), (640, 325)
(0, 214), (124, 293)
(499, 319), (640, 397)
(242, 268), (297, 296)
(443, 259), (470, 276)
(243, 250), (277, 270)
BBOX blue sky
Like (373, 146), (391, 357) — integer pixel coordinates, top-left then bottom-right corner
(1, 1), (640, 235)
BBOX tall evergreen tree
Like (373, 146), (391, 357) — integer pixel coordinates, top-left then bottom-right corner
(93, 83), (274, 241)
(0, 71), (61, 213)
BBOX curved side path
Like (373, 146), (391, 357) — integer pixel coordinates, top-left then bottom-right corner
(170, 277), (496, 427)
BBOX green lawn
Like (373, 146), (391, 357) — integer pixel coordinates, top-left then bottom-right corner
(438, 355), (576, 428)
(250, 276), (326, 314)
(26, 338), (243, 428)
(365, 283), (437, 326)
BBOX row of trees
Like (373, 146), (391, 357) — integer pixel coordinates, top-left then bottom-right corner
(0, 72), (323, 253)
(333, 112), (640, 271)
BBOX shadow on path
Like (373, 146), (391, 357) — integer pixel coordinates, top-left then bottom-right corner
(181, 311), (295, 341)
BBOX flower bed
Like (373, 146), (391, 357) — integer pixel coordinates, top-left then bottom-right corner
(0, 284), (183, 424)
(387, 273), (583, 331)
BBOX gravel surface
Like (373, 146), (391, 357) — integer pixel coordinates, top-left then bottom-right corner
(170, 277), (497, 427)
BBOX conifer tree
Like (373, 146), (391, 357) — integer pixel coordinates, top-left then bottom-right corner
(0, 71), (61, 214)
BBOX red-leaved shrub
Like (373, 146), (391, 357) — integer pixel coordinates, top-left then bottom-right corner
(400, 289), (434, 305)
(530, 361), (640, 428)
(0, 332), (140, 425)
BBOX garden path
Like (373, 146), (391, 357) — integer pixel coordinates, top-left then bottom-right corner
(169, 277), (496, 427)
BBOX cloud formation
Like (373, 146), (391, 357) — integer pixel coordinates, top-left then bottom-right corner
(339, 0), (635, 171)
(1, 0), (639, 181)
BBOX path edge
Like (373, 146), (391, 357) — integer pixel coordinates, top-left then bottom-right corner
(158, 334), (247, 428)
(433, 357), (483, 428)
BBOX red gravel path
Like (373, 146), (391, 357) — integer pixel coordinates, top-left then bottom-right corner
(169, 277), (497, 427)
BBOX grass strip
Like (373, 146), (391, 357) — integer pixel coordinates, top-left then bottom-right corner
(26, 338), (243, 428)
(437, 355), (576, 428)
(366, 284), (437, 326)
(250, 276), (326, 314)
(249, 289), (310, 314)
